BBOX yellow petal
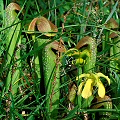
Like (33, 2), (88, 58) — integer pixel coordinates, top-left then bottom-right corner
(76, 58), (84, 65)
(82, 79), (93, 99)
(97, 73), (110, 85)
(91, 73), (99, 84)
(77, 82), (84, 95)
(76, 73), (90, 81)
(97, 80), (105, 98)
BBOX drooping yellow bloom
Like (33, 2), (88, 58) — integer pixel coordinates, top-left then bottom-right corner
(81, 79), (93, 99)
(97, 80), (105, 98)
(76, 73), (110, 99)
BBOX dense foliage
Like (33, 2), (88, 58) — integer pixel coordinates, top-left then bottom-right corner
(0, 0), (120, 119)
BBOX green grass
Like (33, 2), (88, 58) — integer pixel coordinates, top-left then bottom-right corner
(0, 0), (120, 119)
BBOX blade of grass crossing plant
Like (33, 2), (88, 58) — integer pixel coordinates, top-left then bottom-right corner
(14, 95), (28, 106)
(98, 1), (118, 39)
(105, 1), (118, 23)
(110, 36), (120, 95)
(79, 0), (87, 39)
(13, 110), (24, 120)
(0, 0), (4, 19)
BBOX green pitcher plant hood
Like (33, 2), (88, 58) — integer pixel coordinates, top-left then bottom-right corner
(76, 73), (110, 99)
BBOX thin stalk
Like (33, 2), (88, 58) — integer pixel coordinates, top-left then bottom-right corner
(77, 66), (82, 109)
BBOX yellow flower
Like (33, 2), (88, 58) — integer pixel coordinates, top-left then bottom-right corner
(63, 48), (90, 66)
(76, 73), (110, 99)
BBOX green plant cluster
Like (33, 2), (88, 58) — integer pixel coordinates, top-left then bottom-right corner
(0, 0), (120, 120)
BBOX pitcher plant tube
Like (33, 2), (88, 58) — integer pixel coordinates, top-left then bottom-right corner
(28, 16), (66, 118)
(3, 3), (23, 96)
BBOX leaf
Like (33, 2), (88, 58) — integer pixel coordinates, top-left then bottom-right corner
(109, 32), (118, 38)
(82, 95), (94, 108)
(68, 84), (77, 103)
(76, 73), (90, 80)
(105, 18), (119, 29)
(0, 0), (3, 18)
(51, 41), (66, 52)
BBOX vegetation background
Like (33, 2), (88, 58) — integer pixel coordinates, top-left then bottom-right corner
(0, 0), (120, 119)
